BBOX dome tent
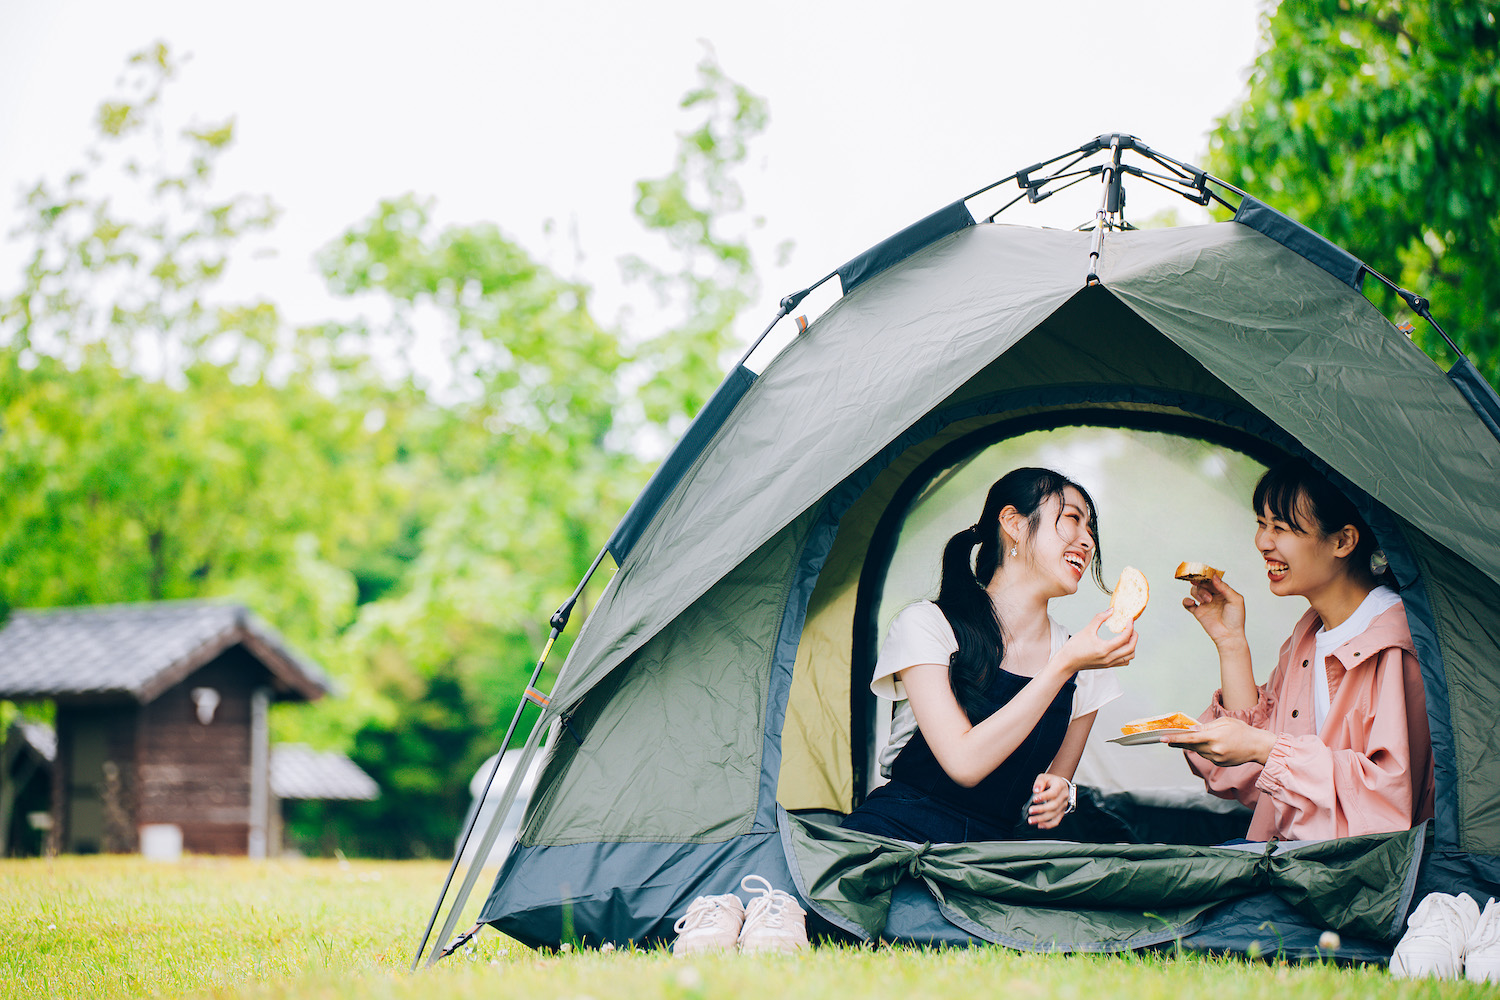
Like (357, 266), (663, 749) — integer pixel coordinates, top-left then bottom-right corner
(416, 136), (1500, 966)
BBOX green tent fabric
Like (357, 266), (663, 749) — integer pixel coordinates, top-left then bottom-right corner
(467, 194), (1500, 962)
(782, 809), (1424, 950)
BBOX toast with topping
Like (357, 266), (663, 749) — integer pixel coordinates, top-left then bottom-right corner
(1174, 561), (1223, 584)
(1120, 712), (1198, 735)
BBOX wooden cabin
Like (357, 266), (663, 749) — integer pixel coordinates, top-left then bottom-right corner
(0, 602), (331, 856)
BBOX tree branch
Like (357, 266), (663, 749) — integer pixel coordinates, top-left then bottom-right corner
(1341, 5), (1418, 53)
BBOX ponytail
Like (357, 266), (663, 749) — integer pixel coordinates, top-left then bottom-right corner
(935, 522), (1004, 720)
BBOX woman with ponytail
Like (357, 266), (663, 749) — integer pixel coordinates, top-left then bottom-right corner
(842, 468), (1136, 844)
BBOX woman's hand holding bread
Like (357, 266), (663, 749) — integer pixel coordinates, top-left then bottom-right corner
(1182, 573), (1247, 649)
(1179, 563), (1258, 711)
(1057, 610), (1138, 674)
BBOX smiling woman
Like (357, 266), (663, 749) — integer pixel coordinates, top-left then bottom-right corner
(1176, 458), (1435, 842)
(837, 467), (1135, 844)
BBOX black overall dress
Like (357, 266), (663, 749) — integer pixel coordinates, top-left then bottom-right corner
(842, 668), (1076, 843)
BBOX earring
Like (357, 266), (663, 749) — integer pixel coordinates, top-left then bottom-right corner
(1010, 544), (1018, 557)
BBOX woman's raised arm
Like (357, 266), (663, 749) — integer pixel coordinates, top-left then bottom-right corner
(901, 611), (1135, 788)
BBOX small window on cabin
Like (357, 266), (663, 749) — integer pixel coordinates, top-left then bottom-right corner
(870, 425), (1305, 818)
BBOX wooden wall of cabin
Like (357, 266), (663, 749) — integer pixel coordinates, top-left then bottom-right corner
(137, 649), (264, 855)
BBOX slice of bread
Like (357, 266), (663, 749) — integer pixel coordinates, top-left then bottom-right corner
(1119, 712), (1199, 735)
(1174, 561), (1223, 584)
(1105, 566), (1148, 633)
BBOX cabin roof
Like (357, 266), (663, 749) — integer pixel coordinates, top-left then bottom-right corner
(0, 601), (330, 703)
(270, 743), (380, 801)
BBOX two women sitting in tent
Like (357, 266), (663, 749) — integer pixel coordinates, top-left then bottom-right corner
(843, 461), (1434, 846)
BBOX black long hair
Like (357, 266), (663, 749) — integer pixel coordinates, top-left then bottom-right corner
(933, 467), (1104, 721)
(1253, 458), (1383, 584)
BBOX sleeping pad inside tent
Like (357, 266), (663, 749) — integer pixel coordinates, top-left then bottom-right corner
(427, 140), (1500, 964)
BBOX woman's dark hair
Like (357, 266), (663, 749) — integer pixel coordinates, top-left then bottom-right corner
(1253, 458), (1381, 582)
(934, 467), (1104, 720)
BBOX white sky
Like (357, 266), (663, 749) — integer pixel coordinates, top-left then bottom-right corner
(0, 0), (1267, 359)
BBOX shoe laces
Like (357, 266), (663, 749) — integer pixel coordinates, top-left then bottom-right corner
(1406, 892), (1479, 945)
(1469, 898), (1500, 951)
(740, 874), (805, 932)
(673, 893), (743, 935)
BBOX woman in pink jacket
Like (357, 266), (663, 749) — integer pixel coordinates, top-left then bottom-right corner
(1170, 459), (1434, 842)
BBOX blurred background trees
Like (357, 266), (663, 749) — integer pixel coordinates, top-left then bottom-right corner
(0, 44), (766, 857)
(1208, 0), (1500, 384)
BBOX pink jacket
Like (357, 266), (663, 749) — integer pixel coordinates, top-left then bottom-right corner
(1187, 605), (1434, 842)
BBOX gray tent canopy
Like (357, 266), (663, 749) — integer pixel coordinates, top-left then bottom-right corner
(415, 135), (1500, 967)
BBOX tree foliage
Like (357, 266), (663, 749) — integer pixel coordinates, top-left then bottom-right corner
(0, 44), (389, 647)
(624, 47), (771, 425)
(1208, 0), (1500, 386)
(1, 42), (772, 857)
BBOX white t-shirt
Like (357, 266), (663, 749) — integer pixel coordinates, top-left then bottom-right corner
(1312, 585), (1403, 733)
(872, 601), (1123, 776)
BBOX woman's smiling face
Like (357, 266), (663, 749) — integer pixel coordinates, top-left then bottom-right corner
(1254, 491), (1347, 598)
(1024, 487), (1096, 597)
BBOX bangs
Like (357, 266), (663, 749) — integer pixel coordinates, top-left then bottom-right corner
(1252, 465), (1313, 533)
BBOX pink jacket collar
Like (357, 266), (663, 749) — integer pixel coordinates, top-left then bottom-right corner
(1289, 603), (1415, 672)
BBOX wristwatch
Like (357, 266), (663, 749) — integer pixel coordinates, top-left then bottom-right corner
(1064, 778), (1078, 815)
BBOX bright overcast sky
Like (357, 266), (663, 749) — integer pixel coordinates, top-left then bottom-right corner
(0, 0), (1267, 355)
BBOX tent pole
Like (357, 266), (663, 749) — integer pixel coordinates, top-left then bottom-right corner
(412, 289), (835, 966)
(411, 546), (611, 971)
(421, 716), (553, 967)
(731, 286), (822, 371)
(412, 290), (835, 967)
(1086, 135), (1125, 282)
(410, 284), (834, 968)
(409, 652), (554, 969)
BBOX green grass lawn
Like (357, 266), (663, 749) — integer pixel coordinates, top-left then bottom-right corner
(0, 856), (1490, 999)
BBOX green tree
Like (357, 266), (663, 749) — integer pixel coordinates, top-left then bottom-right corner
(1208, 0), (1500, 385)
(0, 44), (400, 695)
(624, 46), (774, 425)
(1, 42), (772, 857)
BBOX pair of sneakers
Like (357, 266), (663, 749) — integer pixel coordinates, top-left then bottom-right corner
(1390, 891), (1500, 980)
(671, 874), (808, 956)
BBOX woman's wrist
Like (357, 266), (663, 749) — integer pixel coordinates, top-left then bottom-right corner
(1256, 729), (1279, 765)
(1040, 656), (1077, 683)
(1212, 633), (1251, 656)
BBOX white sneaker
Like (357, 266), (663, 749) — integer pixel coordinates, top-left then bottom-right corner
(1390, 891), (1480, 979)
(1466, 897), (1500, 983)
(671, 891), (745, 956)
(736, 874), (808, 954)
